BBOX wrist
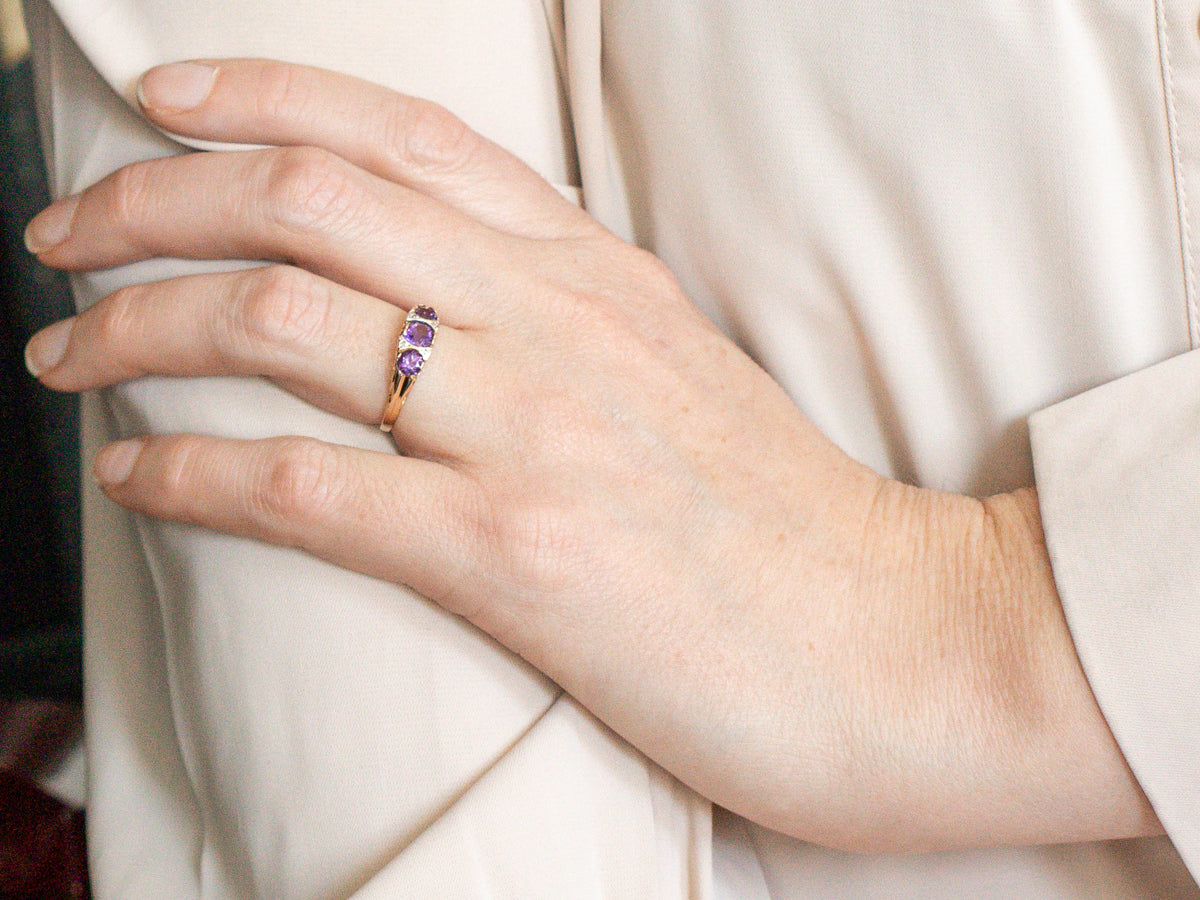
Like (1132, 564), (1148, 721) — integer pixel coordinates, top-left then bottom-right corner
(815, 481), (1157, 851)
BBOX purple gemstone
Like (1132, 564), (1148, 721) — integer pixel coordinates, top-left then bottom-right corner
(412, 306), (438, 322)
(397, 349), (425, 377)
(403, 321), (435, 348)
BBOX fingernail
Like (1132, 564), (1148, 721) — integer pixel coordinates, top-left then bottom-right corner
(138, 62), (218, 112)
(24, 317), (74, 376)
(24, 194), (79, 254)
(95, 439), (143, 486)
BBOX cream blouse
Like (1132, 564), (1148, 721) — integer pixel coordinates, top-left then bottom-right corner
(24, 0), (1200, 895)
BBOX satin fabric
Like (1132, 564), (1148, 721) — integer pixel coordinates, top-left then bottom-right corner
(24, 0), (1200, 895)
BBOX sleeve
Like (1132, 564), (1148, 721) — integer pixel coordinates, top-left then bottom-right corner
(1030, 347), (1200, 879)
(22, 0), (711, 896)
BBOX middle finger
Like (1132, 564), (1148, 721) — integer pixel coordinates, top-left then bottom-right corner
(25, 147), (507, 330)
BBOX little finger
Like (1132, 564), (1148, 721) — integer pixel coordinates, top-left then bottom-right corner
(94, 433), (491, 612)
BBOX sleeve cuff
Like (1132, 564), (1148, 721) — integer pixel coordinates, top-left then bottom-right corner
(1030, 348), (1200, 876)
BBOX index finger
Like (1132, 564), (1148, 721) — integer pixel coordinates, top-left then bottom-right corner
(137, 59), (594, 240)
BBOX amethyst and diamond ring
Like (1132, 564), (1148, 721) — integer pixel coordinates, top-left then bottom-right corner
(380, 306), (439, 432)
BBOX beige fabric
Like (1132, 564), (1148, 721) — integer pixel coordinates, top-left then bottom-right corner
(23, 0), (1200, 894)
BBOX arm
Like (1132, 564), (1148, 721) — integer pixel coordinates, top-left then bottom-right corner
(24, 58), (1160, 852)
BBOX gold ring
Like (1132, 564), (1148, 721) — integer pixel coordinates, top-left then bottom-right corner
(380, 306), (438, 432)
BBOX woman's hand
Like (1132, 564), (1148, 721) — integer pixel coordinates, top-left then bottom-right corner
(23, 59), (1158, 851)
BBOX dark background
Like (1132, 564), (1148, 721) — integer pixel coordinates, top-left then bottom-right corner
(1, 25), (83, 703)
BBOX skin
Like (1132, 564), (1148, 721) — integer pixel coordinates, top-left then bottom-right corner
(24, 59), (1161, 852)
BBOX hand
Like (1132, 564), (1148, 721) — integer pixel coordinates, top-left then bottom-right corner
(24, 59), (1158, 850)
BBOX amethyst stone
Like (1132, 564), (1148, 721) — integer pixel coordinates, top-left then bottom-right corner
(397, 349), (425, 377)
(403, 321), (435, 348)
(412, 306), (438, 322)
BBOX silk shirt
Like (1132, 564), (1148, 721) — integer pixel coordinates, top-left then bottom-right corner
(23, 0), (1200, 895)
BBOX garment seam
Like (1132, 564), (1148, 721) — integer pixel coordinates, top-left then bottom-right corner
(1155, 0), (1200, 347)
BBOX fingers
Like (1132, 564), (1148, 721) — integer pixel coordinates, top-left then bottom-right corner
(26, 266), (496, 461)
(135, 59), (590, 240)
(24, 145), (504, 328)
(94, 433), (488, 610)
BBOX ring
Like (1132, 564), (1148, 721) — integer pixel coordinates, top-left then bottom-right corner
(380, 305), (438, 432)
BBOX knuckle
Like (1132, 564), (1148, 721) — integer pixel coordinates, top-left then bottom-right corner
(155, 437), (208, 519)
(264, 146), (363, 233)
(234, 265), (332, 353)
(254, 437), (343, 528)
(251, 62), (315, 125)
(543, 281), (632, 350)
(93, 284), (148, 348)
(491, 498), (583, 594)
(109, 162), (156, 236)
(533, 239), (690, 348)
(387, 98), (483, 174)
(632, 245), (686, 299)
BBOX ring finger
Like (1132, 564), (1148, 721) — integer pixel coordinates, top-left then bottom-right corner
(25, 264), (496, 462)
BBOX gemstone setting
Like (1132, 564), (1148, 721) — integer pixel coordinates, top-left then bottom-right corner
(397, 349), (425, 377)
(382, 306), (438, 432)
(403, 320), (435, 347)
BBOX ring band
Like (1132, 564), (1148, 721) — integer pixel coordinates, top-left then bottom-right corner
(380, 306), (438, 432)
